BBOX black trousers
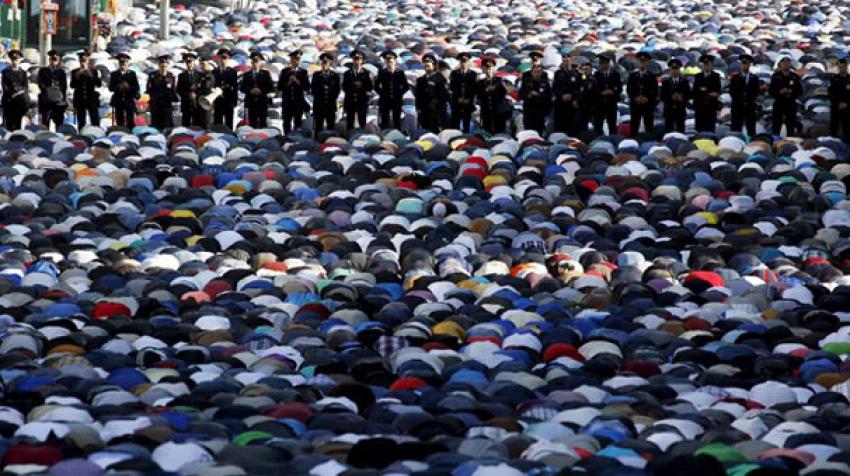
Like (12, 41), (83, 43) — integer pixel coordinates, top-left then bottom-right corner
(480, 109), (506, 134)
(182, 105), (210, 129)
(150, 104), (173, 131)
(593, 103), (617, 135)
(418, 108), (442, 133)
(694, 106), (717, 133)
(830, 103), (850, 143)
(75, 102), (99, 130)
(314, 106), (336, 136)
(379, 103), (403, 130)
(731, 105), (757, 137)
(345, 105), (367, 130)
(664, 108), (686, 133)
(772, 101), (798, 136)
(247, 104), (268, 128)
(3, 104), (26, 131)
(523, 109), (546, 135)
(553, 100), (577, 136)
(114, 105), (135, 129)
(450, 103), (473, 133)
(282, 103), (305, 133)
(576, 108), (593, 134)
(213, 100), (234, 129)
(630, 102), (654, 137)
(40, 103), (64, 129)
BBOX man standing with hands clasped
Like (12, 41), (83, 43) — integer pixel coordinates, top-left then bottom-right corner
(37, 50), (68, 130)
(592, 53), (621, 135)
(829, 56), (850, 143)
(627, 51), (658, 137)
(71, 49), (101, 130)
(1, 49), (30, 131)
(109, 52), (140, 130)
(342, 50), (373, 131)
(476, 56), (507, 134)
(312, 52), (341, 137)
(553, 54), (581, 136)
(449, 52), (477, 133)
(375, 51), (408, 131)
(239, 51), (274, 128)
(519, 51), (552, 135)
(147, 54), (177, 131)
(277, 50), (310, 134)
(729, 53), (761, 137)
(213, 48), (238, 130)
(693, 53), (722, 133)
(660, 58), (690, 133)
(769, 56), (803, 137)
(415, 54), (449, 133)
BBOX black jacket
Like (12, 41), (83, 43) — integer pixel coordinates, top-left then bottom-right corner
(1, 68), (30, 107)
(37, 66), (67, 106)
(176, 69), (203, 106)
(660, 75), (691, 111)
(693, 70), (722, 109)
(414, 72), (449, 111)
(312, 70), (341, 110)
(375, 68), (408, 107)
(342, 68), (373, 109)
(213, 66), (239, 106)
(70, 67), (101, 105)
(829, 73), (850, 106)
(146, 70), (178, 106)
(593, 68), (622, 107)
(240, 69), (274, 107)
(109, 69), (140, 108)
(729, 71), (761, 109)
(576, 73), (598, 108)
(476, 75), (506, 113)
(519, 70), (552, 114)
(553, 68), (581, 105)
(627, 69), (659, 105)
(277, 66), (310, 108)
(769, 71), (803, 103)
(450, 69), (477, 105)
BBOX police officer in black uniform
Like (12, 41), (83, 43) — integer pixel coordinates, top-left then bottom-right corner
(37, 49), (67, 130)
(342, 50), (373, 131)
(146, 54), (177, 131)
(414, 54), (449, 133)
(109, 52), (140, 129)
(576, 60), (598, 134)
(213, 48), (238, 129)
(375, 51), (408, 130)
(519, 51), (552, 135)
(449, 52), (477, 133)
(2, 49), (30, 131)
(660, 58), (691, 133)
(277, 50), (310, 134)
(769, 56), (803, 137)
(829, 56), (850, 143)
(553, 54), (581, 135)
(311, 52), (341, 137)
(592, 53), (622, 135)
(692, 53), (722, 133)
(177, 52), (202, 128)
(729, 53), (761, 137)
(71, 49), (101, 130)
(627, 51), (658, 137)
(239, 51), (274, 128)
(476, 56), (507, 134)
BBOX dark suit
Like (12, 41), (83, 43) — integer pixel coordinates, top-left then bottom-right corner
(414, 72), (449, 133)
(177, 69), (215, 128)
(476, 75), (507, 134)
(829, 73), (850, 142)
(627, 68), (658, 137)
(240, 68), (274, 128)
(37, 66), (67, 129)
(519, 70), (552, 134)
(449, 69), (477, 132)
(277, 66), (310, 133)
(693, 70), (721, 132)
(660, 75), (690, 133)
(146, 70), (177, 130)
(342, 68), (373, 130)
(2, 68), (30, 131)
(592, 68), (622, 134)
(575, 73), (598, 133)
(375, 68), (408, 130)
(109, 69), (140, 129)
(213, 66), (238, 129)
(70, 66), (101, 129)
(311, 70), (341, 136)
(729, 71), (761, 136)
(553, 67), (581, 135)
(769, 71), (803, 136)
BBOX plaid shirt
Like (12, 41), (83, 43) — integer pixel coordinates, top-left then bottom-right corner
(373, 335), (408, 361)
